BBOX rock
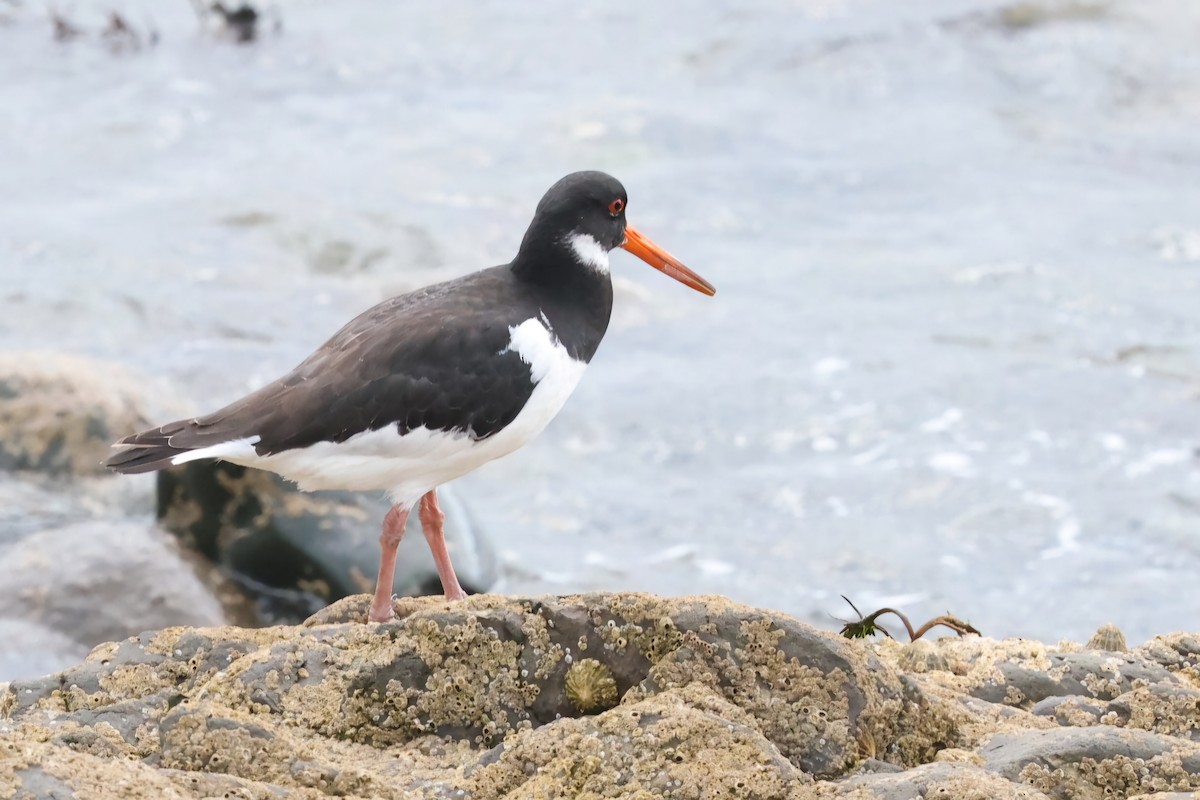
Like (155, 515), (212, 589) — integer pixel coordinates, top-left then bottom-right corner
(0, 520), (227, 667)
(461, 686), (810, 798)
(1104, 685), (1200, 741)
(156, 460), (496, 624)
(180, 593), (941, 777)
(967, 649), (1181, 706)
(810, 761), (1048, 799)
(2, 594), (1198, 799)
(980, 727), (1200, 799)
(1030, 694), (1109, 727)
(882, 635), (1184, 708)
(0, 352), (180, 477)
(1137, 633), (1200, 683)
(0, 593), (960, 797)
(4, 764), (77, 800)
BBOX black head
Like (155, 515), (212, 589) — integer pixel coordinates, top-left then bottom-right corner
(512, 171), (715, 296)
(515, 171), (628, 272)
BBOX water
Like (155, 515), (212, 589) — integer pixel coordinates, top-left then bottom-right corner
(2, 0), (1199, 647)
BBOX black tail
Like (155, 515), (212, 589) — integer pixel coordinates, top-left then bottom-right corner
(104, 424), (194, 474)
(106, 386), (270, 474)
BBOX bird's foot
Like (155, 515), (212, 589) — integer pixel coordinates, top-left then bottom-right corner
(367, 595), (396, 623)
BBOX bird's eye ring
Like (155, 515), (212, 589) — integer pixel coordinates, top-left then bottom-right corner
(608, 198), (625, 216)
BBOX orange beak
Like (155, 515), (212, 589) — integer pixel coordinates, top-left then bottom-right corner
(621, 225), (716, 297)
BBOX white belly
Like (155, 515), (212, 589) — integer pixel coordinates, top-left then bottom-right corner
(178, 316), (588, 506)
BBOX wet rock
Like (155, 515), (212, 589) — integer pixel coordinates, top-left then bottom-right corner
(0, 520), (226, 664)
(156, 460), (496, 624)
(0, 352), (179, 478)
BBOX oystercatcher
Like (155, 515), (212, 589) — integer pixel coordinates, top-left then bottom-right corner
(106, 171), (715, 622)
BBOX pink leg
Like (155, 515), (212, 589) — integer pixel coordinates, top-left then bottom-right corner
(419, 489), (467, 601)
(368, 503), (411, 623)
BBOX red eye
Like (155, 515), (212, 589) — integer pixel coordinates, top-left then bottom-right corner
(608, 198), (625, 216)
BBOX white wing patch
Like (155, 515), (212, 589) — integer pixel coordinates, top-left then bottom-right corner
(565, 232), (609, 274)
(189, 316), (588, 506)
(170, 436), (261, 466)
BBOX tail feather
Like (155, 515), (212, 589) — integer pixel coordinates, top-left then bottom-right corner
(105, 416), (263, 475)
(106, 379), (282, 475)
(105, 427), (194, 474)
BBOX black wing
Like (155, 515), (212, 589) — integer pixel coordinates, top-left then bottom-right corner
(106, 268), (542, 474)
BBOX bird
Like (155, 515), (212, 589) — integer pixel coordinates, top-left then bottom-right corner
(105, 171), (716, 623)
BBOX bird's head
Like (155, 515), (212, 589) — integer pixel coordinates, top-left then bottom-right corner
(516, 171), (715, 296)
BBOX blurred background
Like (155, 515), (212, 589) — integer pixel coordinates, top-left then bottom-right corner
(1, 0), (1198, 680)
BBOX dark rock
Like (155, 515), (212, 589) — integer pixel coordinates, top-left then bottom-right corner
(156, 460), (496, 624)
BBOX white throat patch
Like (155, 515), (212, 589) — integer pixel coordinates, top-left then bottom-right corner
(565, 232), (610, 274)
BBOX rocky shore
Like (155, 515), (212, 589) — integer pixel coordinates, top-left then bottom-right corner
(2, 592), (1198, 799)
